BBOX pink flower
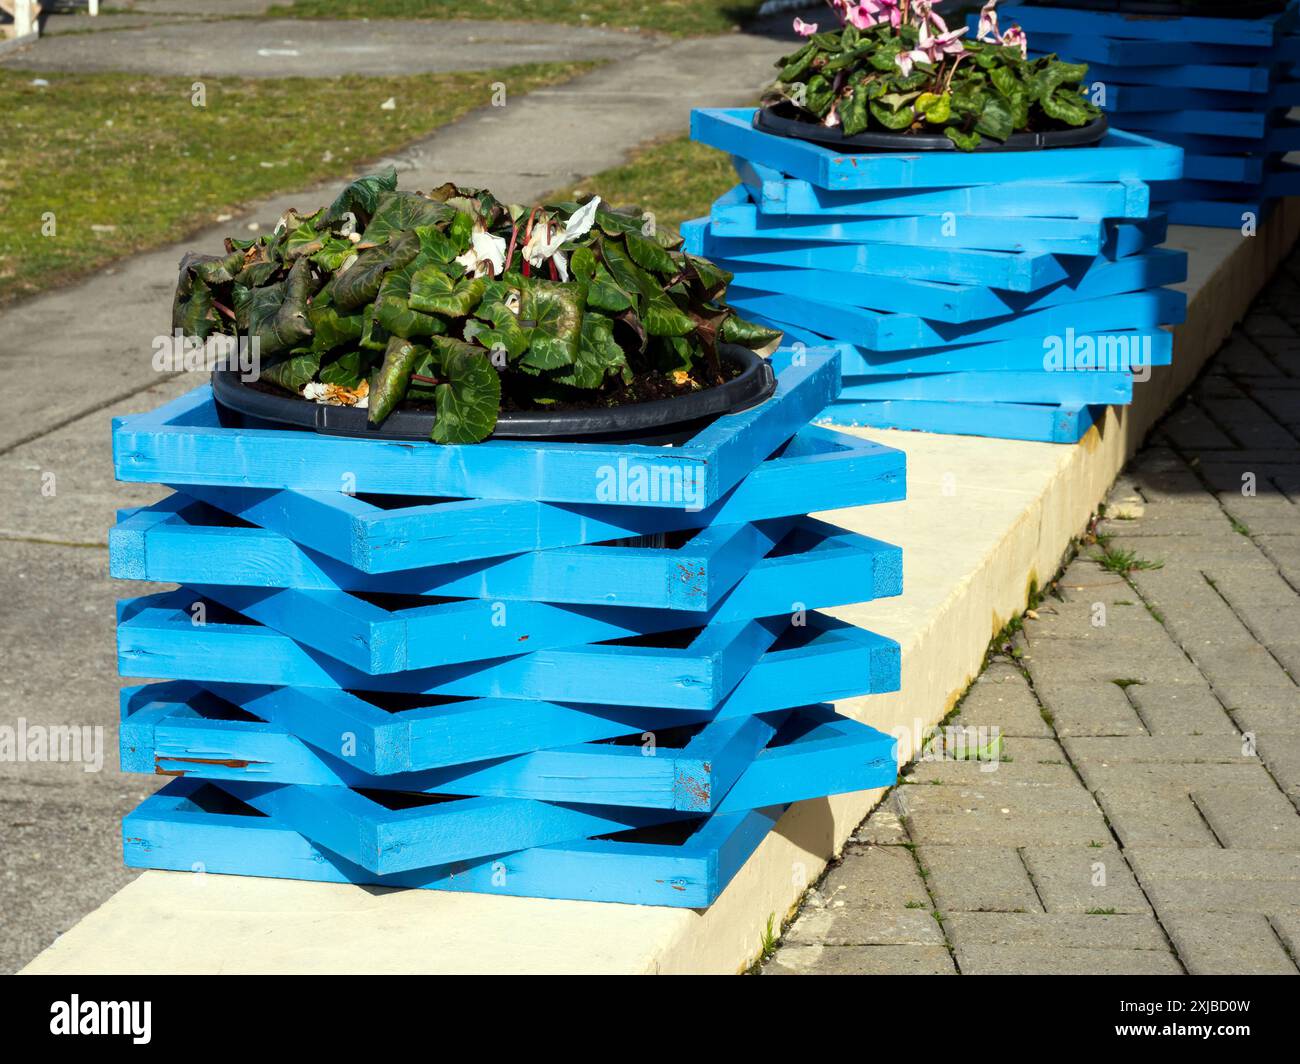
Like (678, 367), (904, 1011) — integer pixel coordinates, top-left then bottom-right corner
(793, 16), (818, 36)
(896, 16), (967, 75)
(976, 0), (1000, 41)
(976, 0), (1029, 57)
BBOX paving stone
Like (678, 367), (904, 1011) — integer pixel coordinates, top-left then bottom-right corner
(953, 672), (1052, 738)
(945, 911), (1167, 950)
(1054, 562), (1140, 605)
(1079, 760), (1277, 793)
(1021, 846), (1153, 915)
(896, 782), (1097, 818)
(1025, 640), (1205, 688)
(1063, 735), (1254, 765)
(1127, 847), (1300, 882)
(764, 944), (956, 975)
(904, 759), (1080, 786)
(1160, 400), (1236, 449)
(905, 813), (1111, 848)
(1094, 787), (1220, 848)
(916, 846), (1042, 913)
(1218, 493), (1300, 537)
(1193, 786), (1300, 850)
(1023, 599), (1168, 643)
(1255, 734), (1300, 803)
(849, 805), (908, 846)
(1145, 880), (1300, 914)
(1269, 913), (1300, 962)
(1188, 645), (1297, 697)
(784, 908), (944, 947)
(1160, 912), (1298, 974)
(1031, 681), (1148, 736)
(953, 944), (1182, 975)
(814, 845), (929, 911)
(1127, 684), (1237, 735)
(1200, 397), (1297, 449)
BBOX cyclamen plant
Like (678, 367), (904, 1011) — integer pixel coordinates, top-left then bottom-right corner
(766, 0), (1102, 150)
(174, 169), (780, 443)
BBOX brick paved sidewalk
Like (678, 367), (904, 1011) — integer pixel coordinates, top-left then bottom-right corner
(765, 252), (1300, 976)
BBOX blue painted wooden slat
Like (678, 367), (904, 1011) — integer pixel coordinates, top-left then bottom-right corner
(227, 778), (684, 875)
(1149, 121), (1300, 157)
(714, 248), (1187, 326)
(770, 317), (1172, 376)
(1160, 198), (1272, 229)
(997, 4), (1295, 45)
(113, 347), (840, 505)
(1025, 30), (1290, 67)
(733, 156), (1148, 220)
(1111, 108), (1269, 139)
(1183, 154), (1265, 185)
(185, 517), (901, 674)
(725, 286), (1185, 353)
(154, 423), (904, 574)
(689, 109), (1183, 191)
(1072, 58), (1275, 94)
(123, 686), (898, 812)
(839, 370), (1132, 406)
(116, 592), (901, 709)
(125, 777), (781, 907)
(711, 188), (1108, 255)
(113, 499), (901, 614)
(821, 398), (1098, 444)
(686, 217), (1066, 292)
(117, 589), (788, 710)
(1101, 82), (1279, 113)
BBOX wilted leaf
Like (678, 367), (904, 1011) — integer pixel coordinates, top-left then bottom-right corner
(368, 335), (426, 424)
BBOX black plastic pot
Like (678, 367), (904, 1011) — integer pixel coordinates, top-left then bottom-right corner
(211, 343), (777, 445)
(1025, 0), (1288, 17)
(755, 101), (1109, 153)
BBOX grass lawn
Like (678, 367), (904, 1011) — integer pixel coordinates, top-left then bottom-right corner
(274, 0), (764, 37)
(0, 62), (591, 306)
(552, 136), (734, 229)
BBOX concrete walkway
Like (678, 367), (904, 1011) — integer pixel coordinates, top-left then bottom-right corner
(6, 18), (647, 76)
(0, 19), (788, 974)
(765, 254), (1300, 975)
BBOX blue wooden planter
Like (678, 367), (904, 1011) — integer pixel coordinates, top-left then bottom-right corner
(688, 108), (1184, 441)
(999, 5), (1298, 228)
(114, 353), (905, 906)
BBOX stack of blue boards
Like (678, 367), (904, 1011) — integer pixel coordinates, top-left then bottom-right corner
(109, 348), (906, 908)
(996, 3), (1300, 228)
(688, 107), (1187, 443)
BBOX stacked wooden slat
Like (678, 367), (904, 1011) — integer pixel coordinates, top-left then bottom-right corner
(686, 108), (1186, 442)
(1000, 3), (1300, 228)
(111, 349), (905, 907)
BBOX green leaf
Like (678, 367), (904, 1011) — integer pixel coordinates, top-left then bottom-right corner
(720, 313), (782, 349)
(916, 91), (952, 125)
(841, 86), (870, 136)
(408, 265), (486, 317)
(1041, 87), (1095, 126)
(777, 41), (816, 82)
(623, 230), (678, 275)
(368, 335), (426, 424)
(359, 303), (391, 351)
(431, 347), (502, 444)
(261, 347), (320, 394)
(870, 100), (915, 131)
(172, 254), (222, 338)
(322, 167), (398, 229)
(192, 250), (245, 286)
(374, 262), (447, 339)
(553, 313), (629, 390)
(308, 299), (366, 354)
(319, 349), (369, 388)
(685, 254), (731, 301)
(333, 232), (419, 311)
(464, 296), (530, 361)
(244, 257), (314, 357)
(976, 95), (1015, 142)
(944, 126), (983, 151)
(360, 190), (454, 244)
(414, 225), (463, 265)
(519, 281), (585, 370)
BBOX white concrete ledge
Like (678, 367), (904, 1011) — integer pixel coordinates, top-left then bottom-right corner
(22, 203), (1300, 975)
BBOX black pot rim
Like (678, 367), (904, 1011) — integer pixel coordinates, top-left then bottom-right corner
(755, 101), (1109, 153)
(1024, 0), (1289, 17)
(210, 342), (778, 444)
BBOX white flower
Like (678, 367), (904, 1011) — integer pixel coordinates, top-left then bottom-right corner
(523, 196), (602, 270)
(455, 223), (508, 278)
